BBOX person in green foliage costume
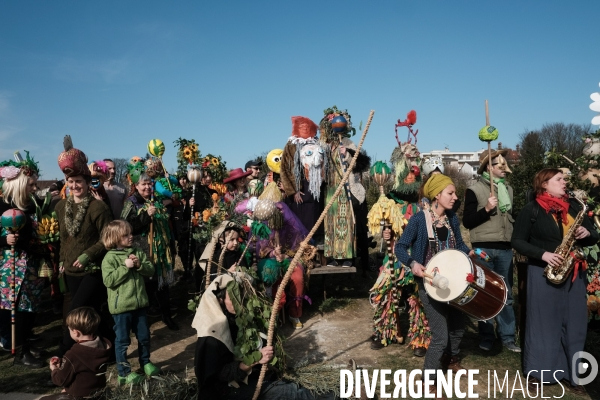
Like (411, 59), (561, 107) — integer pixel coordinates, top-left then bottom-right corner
(373, 126), (430, 357)
(121, 161), (178, 330)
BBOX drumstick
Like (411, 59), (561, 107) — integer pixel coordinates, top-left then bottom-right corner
(423, 272), (449, 290)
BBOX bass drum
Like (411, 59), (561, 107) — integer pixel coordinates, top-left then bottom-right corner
(424, 249), (507, 321)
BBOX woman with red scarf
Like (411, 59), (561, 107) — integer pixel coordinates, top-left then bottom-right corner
(512, 168), (597, 396)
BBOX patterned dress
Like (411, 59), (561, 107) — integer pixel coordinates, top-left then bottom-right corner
(0, 202), (46, 312)
(324, 148), (354, 259)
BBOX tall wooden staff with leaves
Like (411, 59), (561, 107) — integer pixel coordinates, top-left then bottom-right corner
(1, 209), (26, 355)
(252, 110), (375, 400)
(478, 100), (499, 197)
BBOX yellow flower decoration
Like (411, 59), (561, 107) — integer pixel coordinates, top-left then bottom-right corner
(202, 209), (212, 222)
(183, 147), (192, 159)
(189, 143), (198, 152)
(211, 157), (220, 166)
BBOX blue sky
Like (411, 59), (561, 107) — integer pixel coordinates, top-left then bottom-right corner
(1, 1), (599, 180)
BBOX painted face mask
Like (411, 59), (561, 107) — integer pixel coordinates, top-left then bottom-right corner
(299, 143), (325, 200)
(266, 149), (283, 174)
(492, 154), (512, 173)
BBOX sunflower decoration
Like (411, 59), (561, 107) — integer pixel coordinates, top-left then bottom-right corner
(201, 153), (228, 183)
(174, 137), (202, 177)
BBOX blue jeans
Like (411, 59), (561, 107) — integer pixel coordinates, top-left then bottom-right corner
(476, 248), (516, 344)
(113, 308), (151, 376)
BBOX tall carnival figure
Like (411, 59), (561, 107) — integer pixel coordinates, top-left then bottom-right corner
(395, 174), (473, 398)
(463, 149), (520, 353)
(55, 136), (113, 356)
(0, 152), (49, 367)
(319, 106), (369, 267)
(121, 160), (179, 330)
(512, 169), (597, 395)
(281, 116), (327, 245)
(376, 110), (430, 357)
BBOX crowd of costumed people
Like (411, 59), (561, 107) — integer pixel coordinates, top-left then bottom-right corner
(0, 105), (597, 399)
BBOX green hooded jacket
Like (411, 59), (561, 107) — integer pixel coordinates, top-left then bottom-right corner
(101, 247), (154, 314)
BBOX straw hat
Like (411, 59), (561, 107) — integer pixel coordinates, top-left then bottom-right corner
(477, 149), (510, 175)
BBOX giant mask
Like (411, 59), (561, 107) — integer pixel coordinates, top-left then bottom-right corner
(299, 143), (325, 200)
(390, 142), (422, 194)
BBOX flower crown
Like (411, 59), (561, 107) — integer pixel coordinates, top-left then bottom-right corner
(0, 151), (40, 180)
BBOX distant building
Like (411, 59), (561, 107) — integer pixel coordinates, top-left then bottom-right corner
(421, 142), (520, 179)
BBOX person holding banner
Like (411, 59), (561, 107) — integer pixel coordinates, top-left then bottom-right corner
(395, 174), (473, 397)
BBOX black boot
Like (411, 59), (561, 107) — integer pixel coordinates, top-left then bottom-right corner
(162, 316), (179, 331)
(14, 350), (43, 368)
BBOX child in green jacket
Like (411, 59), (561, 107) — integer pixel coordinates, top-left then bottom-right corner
(101, 220), (160, 385)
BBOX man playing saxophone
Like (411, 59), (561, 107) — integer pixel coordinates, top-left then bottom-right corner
(512, 168), (598, 396)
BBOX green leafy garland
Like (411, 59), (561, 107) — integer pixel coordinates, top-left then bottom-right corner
(319, 105), (356, 143)
(227, 277), (286, 371)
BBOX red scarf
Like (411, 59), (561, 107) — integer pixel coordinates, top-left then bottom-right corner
(535, 192), (570, 224)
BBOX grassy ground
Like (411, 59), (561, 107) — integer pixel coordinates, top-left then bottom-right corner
(1, 250), (599, 399)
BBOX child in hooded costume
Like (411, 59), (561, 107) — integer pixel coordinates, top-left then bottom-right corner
(192, 273), (337, 400)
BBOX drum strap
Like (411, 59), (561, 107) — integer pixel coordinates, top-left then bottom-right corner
(424, 211), (438, 254)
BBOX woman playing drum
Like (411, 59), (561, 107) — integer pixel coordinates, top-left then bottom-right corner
(395, 174), (473, 395)
(512, 169), (597, 395)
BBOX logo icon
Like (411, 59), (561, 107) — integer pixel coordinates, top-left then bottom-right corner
(571, 351), (598, 386)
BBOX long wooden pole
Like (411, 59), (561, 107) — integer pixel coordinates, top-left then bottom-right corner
(251, 110), (375, 400)
(188, 183), (196, 273)
(485, 100), (495, 198)
(10, 231), (16, 355)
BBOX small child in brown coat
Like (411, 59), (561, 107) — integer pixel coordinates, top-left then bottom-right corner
(41, 307), (112, 400)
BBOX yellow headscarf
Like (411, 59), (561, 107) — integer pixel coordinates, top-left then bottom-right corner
(423, 174), (454, 201)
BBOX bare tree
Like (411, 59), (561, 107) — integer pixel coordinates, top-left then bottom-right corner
(111, 158), (129, 185)
(520, 123), (591, 161)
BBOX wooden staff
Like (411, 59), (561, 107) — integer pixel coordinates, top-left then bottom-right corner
(9, 228), (17, 355)
(188, 183), (196, 273)
(217, 230), (235, 272)
(149, 179), (155, 259)
(252, 110), (375, 400)
(485, 100), (495, 198)
(337, 133), (357, 226)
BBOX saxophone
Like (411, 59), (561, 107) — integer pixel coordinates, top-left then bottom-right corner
(544, 191), (588, 284)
